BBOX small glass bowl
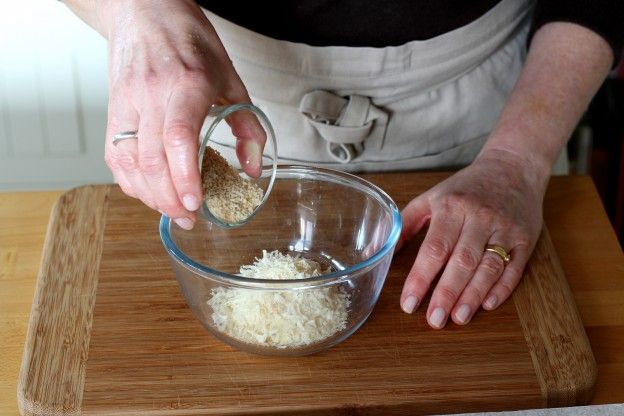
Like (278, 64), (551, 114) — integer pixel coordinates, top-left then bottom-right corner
(160, 166), (402, 356)
(198, 103), (278, 227)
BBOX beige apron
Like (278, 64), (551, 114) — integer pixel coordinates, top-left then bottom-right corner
(202, 0), (568, 174)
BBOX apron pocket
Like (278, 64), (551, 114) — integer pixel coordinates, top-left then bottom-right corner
(299, 90), (388, 163)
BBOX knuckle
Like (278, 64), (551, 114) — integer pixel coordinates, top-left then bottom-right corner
(225, 78), (249, 100)
(475, 206), (496, 223)
(480, 255), (505, 276)
(497, 216), (514, 230)
(406, 274), (432, 294)
(442, 192), (469, 211)
(138, 153), (165, 176)
(141, 69), (160, 88)
(113, 79), (136, 101)
(497, 281), (515, 298)
(424, 237), (453, 263)
(505, 264), (524, 282)
(453, 247), (481, 272)
(170, 168), (194, 185)
(515, 232), (532, 248)
(163, 123), (195, 148)
(113, 152), (140, 172)
(435, 285), (460, 304)
(461, 285), (485, 304)
(174, 68), (211, 91)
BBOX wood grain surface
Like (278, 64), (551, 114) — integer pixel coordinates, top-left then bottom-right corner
(14, 172), (596, 416)
(513, 228), (596, 406)
(2, 174), (621, 415)
(17, 187), (110, 416)
(78, 186), (541, 415)
(542, 176), (624, 405)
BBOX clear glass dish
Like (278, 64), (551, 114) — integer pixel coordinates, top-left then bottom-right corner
(160, 166), (402, 356)
(199, 103), (278, 227)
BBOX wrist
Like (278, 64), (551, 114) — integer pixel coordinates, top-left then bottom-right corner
(475, 143), (551, 195)
(94, 0), (136, 39)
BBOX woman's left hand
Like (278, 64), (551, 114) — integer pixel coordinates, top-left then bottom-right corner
(398, 150), (547, 328)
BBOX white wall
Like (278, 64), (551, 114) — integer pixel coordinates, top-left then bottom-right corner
(0, 0), (112, 190)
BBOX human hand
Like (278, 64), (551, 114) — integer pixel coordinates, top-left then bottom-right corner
(398, 150), (547, 328)
(102, 0), (264, 229)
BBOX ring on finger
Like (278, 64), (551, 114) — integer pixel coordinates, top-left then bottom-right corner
(484, 244), (511, 265)
(112, 130), (139, 146)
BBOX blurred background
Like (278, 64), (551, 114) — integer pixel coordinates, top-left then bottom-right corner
(0, 1), (622, 242)
(0, 0), (111, 190)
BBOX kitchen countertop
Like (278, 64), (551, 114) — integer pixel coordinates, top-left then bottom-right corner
(1, 176), (623, 415)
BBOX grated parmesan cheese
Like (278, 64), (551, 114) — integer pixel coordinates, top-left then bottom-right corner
(201, 146), (263, 223)
(207, 250), (351, 348)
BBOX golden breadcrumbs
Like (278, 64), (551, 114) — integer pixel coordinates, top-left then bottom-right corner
(201, 147), (263, 223)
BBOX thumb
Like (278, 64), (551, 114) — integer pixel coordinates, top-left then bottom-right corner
(397, 194), (431, 251)
(219, 77), (266, 179)
(231, 110), (267, 179)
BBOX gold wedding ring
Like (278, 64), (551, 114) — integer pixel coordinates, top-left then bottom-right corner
(485, 244), (511, 265)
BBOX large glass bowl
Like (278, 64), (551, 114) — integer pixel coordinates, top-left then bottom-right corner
(159, 166), (402, 356)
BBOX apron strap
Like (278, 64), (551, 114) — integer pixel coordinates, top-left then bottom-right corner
(299, 90), (388, 163)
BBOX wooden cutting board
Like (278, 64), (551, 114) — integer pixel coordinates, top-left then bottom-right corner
(18, 173), (596, 416)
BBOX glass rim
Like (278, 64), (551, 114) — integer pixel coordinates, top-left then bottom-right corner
(159, 165), (403, 290)
(198, 103), (278, 228)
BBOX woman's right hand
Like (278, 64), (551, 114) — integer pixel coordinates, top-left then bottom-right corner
(94, 0), (264, 229)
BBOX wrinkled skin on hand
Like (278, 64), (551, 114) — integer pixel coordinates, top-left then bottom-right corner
(398, 151), (546, 328)
(103, 0), (264, 230)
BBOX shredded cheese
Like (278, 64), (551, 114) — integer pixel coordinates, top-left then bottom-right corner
(207, 250), (351, 348)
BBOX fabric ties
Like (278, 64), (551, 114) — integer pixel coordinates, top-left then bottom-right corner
(299, 90), (388, 163)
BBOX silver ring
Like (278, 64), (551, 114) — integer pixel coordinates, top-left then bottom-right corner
(112, 131), (138, 146)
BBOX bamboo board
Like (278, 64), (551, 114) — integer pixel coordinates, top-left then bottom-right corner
(18, 173), (596, 415)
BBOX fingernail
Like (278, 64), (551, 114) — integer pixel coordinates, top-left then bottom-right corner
(484, 295), (498, 310)
(174, 217), (194, 230)
(429, 307), (447, 329)
(401, 295), (418, 314)
(242, 140), (262, 172)
(182, 194), (200, 211)
(455, 304), (471, 324)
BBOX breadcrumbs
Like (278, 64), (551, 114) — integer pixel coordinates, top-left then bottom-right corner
(201, 147), (263, 223)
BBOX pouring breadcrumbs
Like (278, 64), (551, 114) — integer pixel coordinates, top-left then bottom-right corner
(201, 147), (263, 223)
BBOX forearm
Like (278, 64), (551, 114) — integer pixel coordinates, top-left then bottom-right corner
(62, 0), (208, 40)
(61, 0), (116, 37)
(478, 22), (613, 188)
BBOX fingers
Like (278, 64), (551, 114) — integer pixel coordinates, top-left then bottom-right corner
(106, 85), (201, 230)
(450, 245), (506, 325)
(233, 112), (266, 178)
(482, 244), (531, 311)
(400, 210), (463, 316)
(105, 97), (143, 201)
(114, 139), (156, 209)
(138, 103), (195, 228)
(399, 195), (532, 329)
(163, 84), (212, 213)
(398, 194), (431, 251)
(221, 77), (266, 178)
(101, 4), (259, 222)
(426, 218), (490, 329)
